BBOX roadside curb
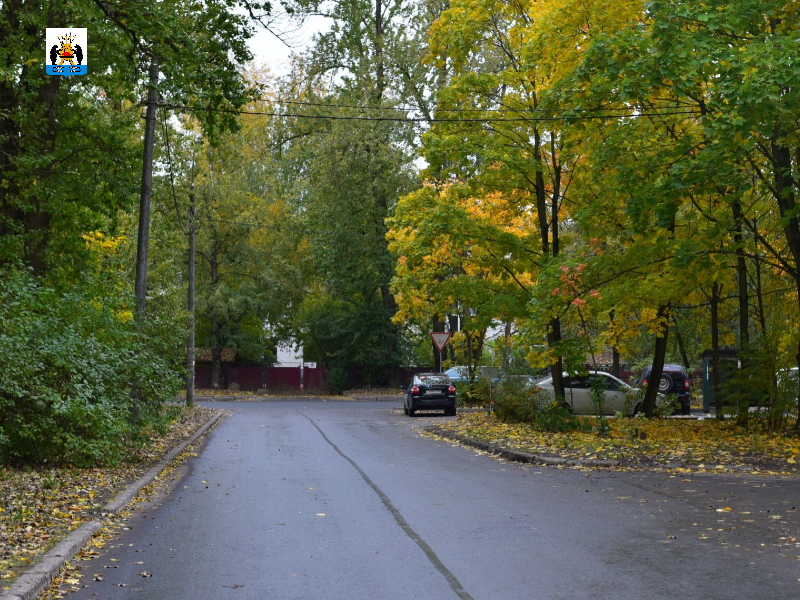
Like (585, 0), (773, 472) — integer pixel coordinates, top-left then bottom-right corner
(0, 411), (225, 600)
(425, 426), (799, 476)
(354, 395), (404, 402)
(426, 426), (621, 468)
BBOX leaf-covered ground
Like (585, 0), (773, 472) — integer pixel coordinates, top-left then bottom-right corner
(0, 406), (219, 583)
(434, 413), (800, 476)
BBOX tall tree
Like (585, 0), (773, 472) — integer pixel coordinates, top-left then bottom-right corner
(0, 1), (261, 278)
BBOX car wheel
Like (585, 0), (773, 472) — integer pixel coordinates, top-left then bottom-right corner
(408, 399), (415, 417)
(403, 402), (408, 415)
(445, 404), (456, 417)
(658, 375), (671, 393)
(633, 402), (642, 416)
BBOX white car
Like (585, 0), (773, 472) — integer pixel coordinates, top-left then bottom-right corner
(537, 371), (639, 415)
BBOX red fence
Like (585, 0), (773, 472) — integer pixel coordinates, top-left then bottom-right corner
(195, 365), (328, 392)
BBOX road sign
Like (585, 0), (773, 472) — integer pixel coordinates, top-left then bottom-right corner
(430, 332), (451, 352)
(304, 362), (317, 369)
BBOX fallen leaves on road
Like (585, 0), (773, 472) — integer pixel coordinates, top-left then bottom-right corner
(0, 406), (219, 583)
(431, 413), (800, 475)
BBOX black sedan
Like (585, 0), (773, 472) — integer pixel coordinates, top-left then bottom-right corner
(404, 373), (457, 416)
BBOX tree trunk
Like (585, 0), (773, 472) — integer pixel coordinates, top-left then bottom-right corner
(134, 60), (159, 319)
(674, 326), (691, 369)
(710, 282), (724, 420)
(0, 2), (20, 243)
(533, 125), (564, 400)
(23, 57), (60, 272)
(609, 310), (620, 377)
(732, 201), (749, 348)
(643, 303), (670, 417)
(209, 240), (222, 389)
(754, 248), (767, 334)
(503, 321), (512, 371)
(548, 317), (564, 401)
(186, 190), (196, 406)
(211, 343), (222, 390)
(769, 134), (800, 428)
(447, 314), (459, 363)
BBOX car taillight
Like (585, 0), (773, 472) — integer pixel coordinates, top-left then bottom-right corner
(448, 385), (456, 393)
(411, 386), (419, 394)
(684, 379), (690, 390)
(642, 379), (647, 387)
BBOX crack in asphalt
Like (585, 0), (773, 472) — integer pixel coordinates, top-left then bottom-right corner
(300, 411), (476, 600)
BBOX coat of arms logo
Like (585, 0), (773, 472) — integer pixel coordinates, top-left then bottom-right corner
(46, 28), (87, 77)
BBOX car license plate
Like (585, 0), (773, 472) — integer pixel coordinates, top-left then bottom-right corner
(424, 390), (441, 396)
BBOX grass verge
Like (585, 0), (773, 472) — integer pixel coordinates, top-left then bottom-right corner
(0, 405), (219, 583)
(435, 413), (800, 475)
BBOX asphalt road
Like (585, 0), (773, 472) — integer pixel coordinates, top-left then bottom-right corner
(60, 400), (799, 600)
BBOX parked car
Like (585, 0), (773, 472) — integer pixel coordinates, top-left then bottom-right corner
(497, 374), (540, 390)
(404, 373), (457, 416)
(443, 366), (500, 387)
(639, 364), (691, 415)
(443, 366), (469, 385)
(536, 371), (640, 415)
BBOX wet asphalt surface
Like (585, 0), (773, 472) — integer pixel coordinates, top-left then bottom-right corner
(59, 400), (799, 600)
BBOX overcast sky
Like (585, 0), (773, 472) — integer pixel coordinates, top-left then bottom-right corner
(245, 12), (328, 74)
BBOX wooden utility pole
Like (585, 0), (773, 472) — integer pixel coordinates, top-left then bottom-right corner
(135, 60), (159, 318)
(186, 178), (196, 406)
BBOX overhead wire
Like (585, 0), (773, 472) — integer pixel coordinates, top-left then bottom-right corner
(159, 104), (189, 233)
(197, 216), (389, 240)
(156, 101), (701, 123)
(269, 98), (697, 115)
(187, 88), (696, 115)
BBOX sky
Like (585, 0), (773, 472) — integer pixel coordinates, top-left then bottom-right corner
(245, 12), (329, 74)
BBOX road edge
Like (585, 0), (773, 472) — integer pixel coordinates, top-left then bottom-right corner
(426, 426), (621, 468)
(0, 411), (225, 600)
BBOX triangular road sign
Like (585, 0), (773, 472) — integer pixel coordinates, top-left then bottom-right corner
(430, 332), (451, 352)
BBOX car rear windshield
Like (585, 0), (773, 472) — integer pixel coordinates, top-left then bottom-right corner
(417, 375), (450, 384)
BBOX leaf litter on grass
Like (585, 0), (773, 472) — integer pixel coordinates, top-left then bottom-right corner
(432, 413), (800, 475)
(0, 406), (220, 584)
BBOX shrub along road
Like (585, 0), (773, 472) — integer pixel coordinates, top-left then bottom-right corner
(37, 400), (800, 600)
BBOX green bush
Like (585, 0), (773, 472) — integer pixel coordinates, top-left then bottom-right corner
(493, 378), (586, 432)
(654, 393), (681, 418)
(462, 377), (491, 404)
(534, 400), (588, 433)
(0, 266), (183, 466)
(493, 378), (543, 423)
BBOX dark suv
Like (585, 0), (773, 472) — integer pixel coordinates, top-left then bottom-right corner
(640, 364), (691, 415)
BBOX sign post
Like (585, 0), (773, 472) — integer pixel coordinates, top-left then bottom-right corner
(430, 332), (451, 373)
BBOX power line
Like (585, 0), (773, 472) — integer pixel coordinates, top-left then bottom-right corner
(260, 98), (695, 115)
(160, 105), (189, 233)
(189, 89), (695, 115)
(197, 217), (388, 239)
(157, 102), (701, 123)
